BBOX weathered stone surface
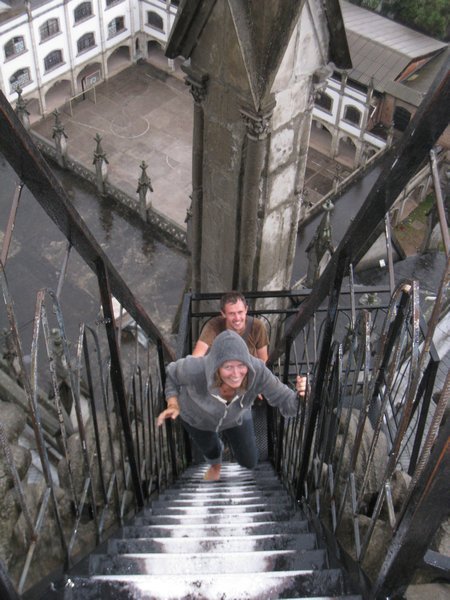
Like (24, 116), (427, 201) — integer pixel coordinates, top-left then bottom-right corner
(339, 514), (392, 582)
(57, 415), (121, 502)
(0, 445), (32, 498)
(0, 488), (19, 564)
(0, 401), (26, 442)
(335, 409), (388, 513)
(180, 0), (329, 294)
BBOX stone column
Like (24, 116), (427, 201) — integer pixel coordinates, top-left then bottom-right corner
(136, 161), (153, 220)
(184, 69), (208, 293)
(238, 102), (274, 291)
(331, 71), (347, 158)
(15, 86), (30, 131)
(93, 133), (109, 195)
(52, 109), (68, 168)
(356, 78), (374, 166)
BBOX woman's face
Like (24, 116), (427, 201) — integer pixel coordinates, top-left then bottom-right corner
(219, 360), (248, 389)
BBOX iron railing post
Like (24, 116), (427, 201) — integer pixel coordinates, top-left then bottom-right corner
(95, 258), (145, 508)
(371, 395), (450, 599)
(296, 252), (348, 500)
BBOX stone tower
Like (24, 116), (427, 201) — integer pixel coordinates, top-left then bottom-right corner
(167, 0), (350, 295)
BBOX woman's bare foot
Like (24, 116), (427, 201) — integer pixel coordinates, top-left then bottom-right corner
(204, 464), (221, 481)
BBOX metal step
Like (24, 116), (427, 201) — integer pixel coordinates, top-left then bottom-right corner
(108, 532), (318, 554)
(61, 462), (361, 599)
(89, 548), (328, 575)
(65, 569), (350, 599)
(122, 518), (311, 538)
(133, 508), (303, 525)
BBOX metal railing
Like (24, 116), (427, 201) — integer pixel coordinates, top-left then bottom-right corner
(0, 89), (189, 596)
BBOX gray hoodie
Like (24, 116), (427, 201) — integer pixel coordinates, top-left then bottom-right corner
(165, 330), (299, 432)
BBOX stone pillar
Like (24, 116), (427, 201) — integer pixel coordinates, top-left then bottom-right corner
(14, 86), (30, 131)
(52, 109), (68, 168)
(184, 69), (208, 293)
(331, 71), (348, 158)
(93, 133), (108, 195)
(356, 78), (374, 166)
(238, 102), (274, 291)
(387, 122), (395, 147)
(136, 161), (153, 220)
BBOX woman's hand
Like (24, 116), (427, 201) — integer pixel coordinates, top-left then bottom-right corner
(296, 375), (307, 397)
(156, 398), (180, 427)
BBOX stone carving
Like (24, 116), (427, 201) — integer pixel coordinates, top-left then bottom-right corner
(240, 106), (273, 140)
(185, 74), (208, 105)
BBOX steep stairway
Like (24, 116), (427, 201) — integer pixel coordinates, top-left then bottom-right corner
(64, 462), (361, 599)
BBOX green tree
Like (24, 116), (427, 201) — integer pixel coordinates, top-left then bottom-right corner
(389, 0), (449, 40)
(348, 0), (449, 41)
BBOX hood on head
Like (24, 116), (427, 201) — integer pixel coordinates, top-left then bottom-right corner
(204, 330), (255, 391)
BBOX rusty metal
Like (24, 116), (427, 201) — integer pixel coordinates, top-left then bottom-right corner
(1, 266), (69, 564)
(56, 242), (72, 300)
(371, 392), (450, 599)
(95, 257), (145, 508)
(430, 147), (450, 256)
(0, 182), (23, 266)
(384, 213), (395, 295)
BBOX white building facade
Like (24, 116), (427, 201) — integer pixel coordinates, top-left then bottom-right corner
(0, 0), (178, 119)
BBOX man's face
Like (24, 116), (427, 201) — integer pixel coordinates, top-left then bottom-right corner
(221, 300), (248, 334)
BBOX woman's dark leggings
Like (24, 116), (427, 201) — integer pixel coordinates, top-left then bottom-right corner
(181, 415), (258, 468)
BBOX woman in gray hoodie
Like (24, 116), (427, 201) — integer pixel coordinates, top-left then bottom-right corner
(157, 329), (305, 481)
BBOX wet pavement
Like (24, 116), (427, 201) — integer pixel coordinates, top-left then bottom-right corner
(0, 152), (188, 351)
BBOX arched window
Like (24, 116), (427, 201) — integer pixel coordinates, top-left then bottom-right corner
(9, 68), (31, 91)
(44, 49), (63, 72)
(315, 92), (332, 112)
(393, 106), (411, 132)
(74, 2), (92, 23)
(108, 17), (125, 37)
(77, 32), (95, 53)
(147, 11), (164, 31)
(40, 19), (60, 41)
(4, 36), (25, 59)
(344, 105), (361, 125)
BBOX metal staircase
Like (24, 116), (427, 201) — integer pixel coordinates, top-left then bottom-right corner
(63, 462), (361, 599)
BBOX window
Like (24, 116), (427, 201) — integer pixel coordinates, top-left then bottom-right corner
(147, 11), (164, 31)
(77, 32), (95, 53)
(393, 106), (411, 132)
(315, 92), (332, 112)
(9, 68), (31, 91)
(108, 16), (125, 38)
(44, 49), (63, 71)
(4, 36), (25, 59)
(106, 0), (121, 6)
(343, 105), (361, 126)
(74, 2), (92, 23)
(40, 19), (60, 41)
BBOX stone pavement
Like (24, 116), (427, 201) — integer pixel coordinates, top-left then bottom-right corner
(32, 60), (193, 229)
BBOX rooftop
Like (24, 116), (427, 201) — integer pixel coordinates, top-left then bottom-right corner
(340, 0), (448, 96)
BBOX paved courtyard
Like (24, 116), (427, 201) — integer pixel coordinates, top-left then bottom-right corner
(33, 61), (193, 228)
(31, 58), (362, 234)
